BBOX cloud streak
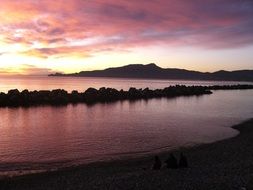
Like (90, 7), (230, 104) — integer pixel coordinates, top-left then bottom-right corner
(20, 64), (56, 75)
(0, 64), (56, 76)
(0, 0), (253, 58)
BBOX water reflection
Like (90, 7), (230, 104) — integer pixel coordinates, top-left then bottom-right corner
(0, 76), (252, 93)
(0, 90), (252, 175)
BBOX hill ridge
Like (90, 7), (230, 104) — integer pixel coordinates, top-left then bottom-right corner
(49, 63), (253, 82)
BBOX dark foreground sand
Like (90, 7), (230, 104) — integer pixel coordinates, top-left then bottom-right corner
(1, 119), (253, 190)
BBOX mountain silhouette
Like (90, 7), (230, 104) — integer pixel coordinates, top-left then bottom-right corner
(49, 63), (253, 82)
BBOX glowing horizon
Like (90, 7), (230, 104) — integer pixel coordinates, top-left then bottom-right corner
(0, 0), (253, 75)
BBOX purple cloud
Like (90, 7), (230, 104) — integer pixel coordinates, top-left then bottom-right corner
(0, 0), (253, 58)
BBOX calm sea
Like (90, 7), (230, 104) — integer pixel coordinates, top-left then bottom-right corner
(0, 76), (252, 93)
(0, 76), (253, 176)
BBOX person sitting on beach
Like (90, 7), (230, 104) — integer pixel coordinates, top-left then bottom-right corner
(179, 152), (188, 168)
(152, 156), (162, 170)
(165, 153), (178, 169)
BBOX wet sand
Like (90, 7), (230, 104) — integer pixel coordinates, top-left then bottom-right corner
(1, 119), (253, 190)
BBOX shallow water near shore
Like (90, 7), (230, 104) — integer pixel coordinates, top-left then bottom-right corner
(0, 88), (253, 177)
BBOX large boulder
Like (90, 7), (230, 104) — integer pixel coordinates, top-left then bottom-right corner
(7, 89), (21, 106)
(50, 89), (68, 105)
(70, 90), (83, 103)
(0, 92), (7, 106)
(84, 88), (98, 103)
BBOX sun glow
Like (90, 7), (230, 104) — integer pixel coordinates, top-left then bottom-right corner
(0, 0), (253, 75)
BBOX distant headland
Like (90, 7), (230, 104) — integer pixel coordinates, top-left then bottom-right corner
(49, 63), (253, 82)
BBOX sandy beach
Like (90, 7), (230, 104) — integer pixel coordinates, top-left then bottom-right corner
(0, 119), (253, 190)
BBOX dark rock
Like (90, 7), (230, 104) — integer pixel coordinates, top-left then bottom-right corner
(7, 89), (21, 106)
(0, 92), (7, 106)
(7, 89), (20, 96)
(50, 89), (68, 105)
(84, 88), (98, 103)
(0, 85), (251, 107)
(70, 90), (82, 103)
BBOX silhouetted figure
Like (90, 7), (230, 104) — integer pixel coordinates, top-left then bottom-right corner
(179, 153), (188, 168)
(152, 156), (162, 170)
(165, 153), (178, 169)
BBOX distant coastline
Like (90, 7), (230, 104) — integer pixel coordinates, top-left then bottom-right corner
(49, 63), (253, 82)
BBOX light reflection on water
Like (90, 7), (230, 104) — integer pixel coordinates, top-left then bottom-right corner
(0, 89), (252, 176)
(0, 76), (252, 92)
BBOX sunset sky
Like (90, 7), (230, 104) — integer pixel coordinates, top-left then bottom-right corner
(0, 0), (253, 75)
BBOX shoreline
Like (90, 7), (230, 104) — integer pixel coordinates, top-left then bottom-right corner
(1, 118), (253, 190)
